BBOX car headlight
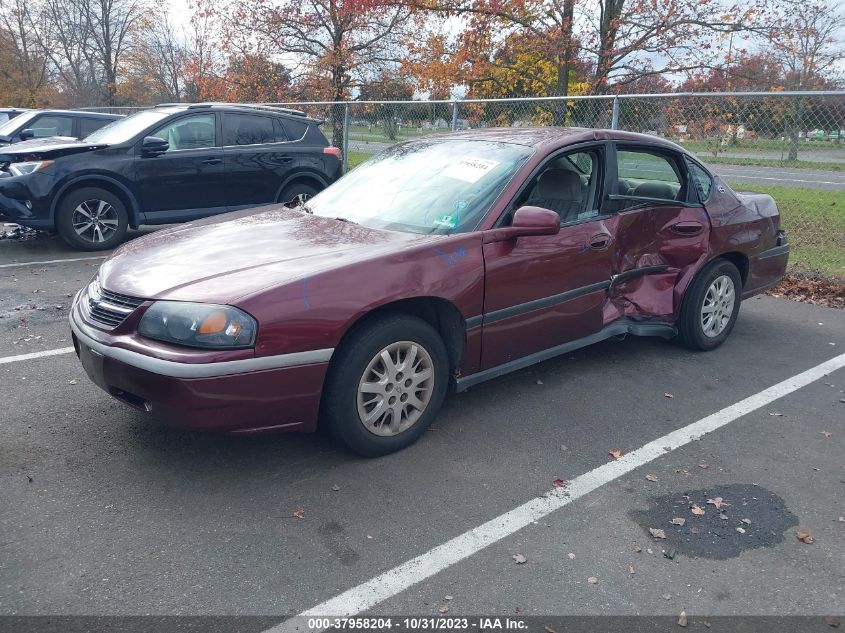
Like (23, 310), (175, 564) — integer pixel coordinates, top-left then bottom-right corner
(8, 160), (53, 177)
(138, 301), (257, 349)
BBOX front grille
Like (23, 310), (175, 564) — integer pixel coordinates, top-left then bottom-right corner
(87, 287), (145, 329)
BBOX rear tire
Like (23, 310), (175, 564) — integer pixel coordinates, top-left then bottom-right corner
(678, 259), (742, 351)
(279, 182), (319, 207)
(56, 187), (128, 251)
(322, 314), (449, 457)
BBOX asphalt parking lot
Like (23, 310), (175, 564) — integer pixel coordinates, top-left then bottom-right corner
(1, 235), (844, 630)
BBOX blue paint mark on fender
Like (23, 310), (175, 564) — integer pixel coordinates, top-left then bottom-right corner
(431, 246), (467, 268)
(578, 243), (589, 254)
(300, 277), (310, 308)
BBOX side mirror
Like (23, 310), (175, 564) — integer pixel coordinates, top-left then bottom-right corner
(141, 136), (169, 157)
(483, 206), (561, 243)
(19, 129), (34, 141)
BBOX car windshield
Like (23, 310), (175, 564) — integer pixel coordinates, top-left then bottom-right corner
(307, 139), (533, 234)
(0, 110), (36, 135)
(83, 110), (174, 144)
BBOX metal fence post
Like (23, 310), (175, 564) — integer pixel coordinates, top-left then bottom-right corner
(611, 96), (620, 130)
(342, 102), (350, 173)
(451, 101), (459, 131)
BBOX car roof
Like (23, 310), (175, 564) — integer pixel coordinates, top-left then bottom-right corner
(19, 109), (123, 119)
(435, 127), (687, 153)
(152, 102), (319, 123)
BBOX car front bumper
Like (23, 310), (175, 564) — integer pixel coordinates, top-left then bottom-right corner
(0, 175), (52, 228)
(69, 302), (330, 433)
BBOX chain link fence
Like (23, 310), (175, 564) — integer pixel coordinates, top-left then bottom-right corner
(84, 92), (845, 279)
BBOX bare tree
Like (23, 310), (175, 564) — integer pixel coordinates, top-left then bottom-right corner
(0, 0), (50, 105)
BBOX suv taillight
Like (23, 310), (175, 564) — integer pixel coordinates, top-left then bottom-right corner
(323, 147), (341, 158)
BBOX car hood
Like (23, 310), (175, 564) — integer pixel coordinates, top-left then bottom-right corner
(0, 137), (107, 160)
(99, 206), (443, 303)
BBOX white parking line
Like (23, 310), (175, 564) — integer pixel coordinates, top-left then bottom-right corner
(721, 173), (842, 185)
(0, 347), (75, 365)
(0, 256), (106, 269)
(268, 352), (845, 631)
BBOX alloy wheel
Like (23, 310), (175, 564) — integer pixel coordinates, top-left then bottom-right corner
(356, 341), (435, 437)
(72, 199), (119, 244)
(701, 274), (736, 337)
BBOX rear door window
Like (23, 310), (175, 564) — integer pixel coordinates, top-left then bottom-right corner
(80, 117), (110, 137)
(223, 114), (276, 146)
(616, 149), (682, 201)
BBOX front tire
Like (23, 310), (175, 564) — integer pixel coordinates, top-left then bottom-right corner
(678, 259), (742, 351)
(322, 314), (449, 457)
(56, 187), (128, 251)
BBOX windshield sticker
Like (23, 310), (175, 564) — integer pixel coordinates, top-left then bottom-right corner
(443, 158), (500, 183)
(433, 213), (458, 229)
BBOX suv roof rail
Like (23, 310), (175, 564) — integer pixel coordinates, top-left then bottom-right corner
(177, 102), (309, 118)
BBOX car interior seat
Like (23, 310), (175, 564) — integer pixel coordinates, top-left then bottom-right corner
(524, 169), (585, 223)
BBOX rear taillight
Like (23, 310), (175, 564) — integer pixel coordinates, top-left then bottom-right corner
(323, 146), (341, 158)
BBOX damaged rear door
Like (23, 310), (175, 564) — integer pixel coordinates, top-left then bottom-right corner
(601, 144), (710, 324)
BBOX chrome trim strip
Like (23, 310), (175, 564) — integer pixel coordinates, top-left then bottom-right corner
(94, 299), (135, 314)
(70, 317), (333, 378)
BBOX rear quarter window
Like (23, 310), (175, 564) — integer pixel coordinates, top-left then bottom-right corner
(280, 118), (307, 141)
(686, 160), (713, 202)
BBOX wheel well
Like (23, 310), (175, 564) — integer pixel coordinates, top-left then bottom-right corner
(338, 297), (466, 372)
(718, 251), (749, 287)
(55, 180), (136, 227)
(277, 176), (326, 202)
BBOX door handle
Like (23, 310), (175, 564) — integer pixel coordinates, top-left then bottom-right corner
(588, 233), (612, 250)
(671, 221), (704, 236)
(202, 158), (222, 165)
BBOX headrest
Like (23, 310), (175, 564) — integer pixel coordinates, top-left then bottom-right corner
(633, 181), (678, 200)
(536, 169), (582, 200)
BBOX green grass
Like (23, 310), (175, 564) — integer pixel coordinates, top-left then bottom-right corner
(347, 150), (373, 169)
(703, 156), (843, 171)
(729, 184), (845, 278)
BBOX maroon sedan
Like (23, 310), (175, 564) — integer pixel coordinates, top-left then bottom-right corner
(70, 128), (788, 456)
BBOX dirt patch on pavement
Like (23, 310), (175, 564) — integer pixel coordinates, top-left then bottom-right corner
(630, 483), (799, 560)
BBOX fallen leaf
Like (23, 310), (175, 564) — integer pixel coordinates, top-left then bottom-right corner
(544, 627), (557, 633)
(663, 446), (672, 452)
(568, 552), (575, 559)
(68, 379), (78, 385)
(662, 594), (672, 601)
(292, 508), (305, 519)
(331, 485), (340, 492)
(671, 518), (686, 526)
(736, 527), (746, 534)
(628, 565), (635, 575)
(552, 478), (566, 487)
(608, 449), (623, 459)
(698, 463), (709, 469)
(691, 504), (705, 516)
(678, 610), (688, 627)
(719, 512), (729, 521)
(439, 606), (449, 614)
(795, 528), (814, 544)
(839, 517), (845, 523)
(741, 518), (751, 525)
(512, 553), (527, 564)
(645, 474), (658, 482)
(824, 616), (840, 628)
(633, 544), (642, 553)
(514, 607), (523, 614)
(649, 528), (667, 539)
(707, 497), (730, 509)
(559, 444), (568, 451)
(444, 595), (453, 601)
(690, 527), (700, 535)
(820, 431), (832, 437)
(769, 412), (785, 417)
(587, 576), (598, 584)
(536, 380), (543, 385)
